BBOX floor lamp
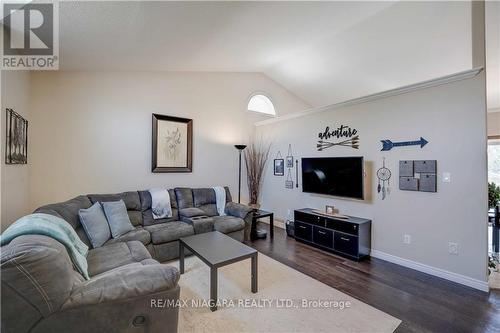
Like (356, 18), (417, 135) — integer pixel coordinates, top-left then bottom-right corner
(234, 145), (247, 204)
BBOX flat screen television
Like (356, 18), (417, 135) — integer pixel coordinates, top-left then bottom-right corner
(301, 157), (364, 199)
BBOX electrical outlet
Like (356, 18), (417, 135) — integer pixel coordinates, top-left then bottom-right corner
(449, 242), (458, 255)
(403, 234), (411, 244)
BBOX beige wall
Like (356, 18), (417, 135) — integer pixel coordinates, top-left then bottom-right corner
(256, 73), (488, 286)
(27, 71), (309, 212)
(1, 71), (31, 230)
(488, 112), (500, 137)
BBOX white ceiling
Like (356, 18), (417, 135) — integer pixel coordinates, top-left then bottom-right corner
(58, 1), (497, 109)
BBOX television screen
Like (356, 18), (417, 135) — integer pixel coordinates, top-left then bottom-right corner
(301, 157), (364, 199)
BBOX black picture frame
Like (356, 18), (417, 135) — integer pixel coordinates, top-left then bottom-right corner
(152, 114), (193, 173)
(5, 108), (28, 165)
(274, 159), (284, 176)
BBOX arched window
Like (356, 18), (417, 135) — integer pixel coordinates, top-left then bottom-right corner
(247, 94), (276, 116)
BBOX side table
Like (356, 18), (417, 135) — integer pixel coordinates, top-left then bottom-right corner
(250, 210), (274, 241)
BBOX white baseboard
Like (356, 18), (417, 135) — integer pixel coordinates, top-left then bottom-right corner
(371, 250), (489, 292)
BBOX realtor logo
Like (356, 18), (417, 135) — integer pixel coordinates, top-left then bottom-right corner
(2, 1), (59, 70)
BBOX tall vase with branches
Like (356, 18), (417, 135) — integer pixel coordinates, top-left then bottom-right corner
(244, 140), (271, 209)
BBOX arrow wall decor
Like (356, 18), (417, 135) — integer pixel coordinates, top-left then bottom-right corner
(380, 137), (428, 151)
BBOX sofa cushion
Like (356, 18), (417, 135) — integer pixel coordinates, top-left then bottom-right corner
(87, 241), (151, 276)
(102, 200), (135, 238)
(139, 189), (179, 225)
(144, 222), (194, 244)
(88, 192), (143, 226)
(174, 188), (193, 209)
(213, 216), (245, 234)
(191, 188), (217, 216)
(34, 195), (92, 229)
(104, 227), (151, 246)
(88, 192), (141, 211)
(78, 202), (111, 248)
(193, 188), (216, 206)
(180, 207), (206, 218)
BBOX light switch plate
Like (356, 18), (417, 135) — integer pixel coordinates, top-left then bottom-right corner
(403, 234), (411, 244)
(449, 242), (458, 255)
(443, 172), (451, 183)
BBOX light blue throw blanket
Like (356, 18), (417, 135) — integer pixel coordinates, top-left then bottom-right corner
(0, 213), (90, 280)
(212, 186), (227, 216)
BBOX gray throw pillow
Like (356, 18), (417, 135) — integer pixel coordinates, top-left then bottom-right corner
(101, 200), (134, 238)
(78, 202), (111, 248)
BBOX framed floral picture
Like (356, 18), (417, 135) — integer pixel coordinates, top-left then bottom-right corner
(152, 114), (193, 173)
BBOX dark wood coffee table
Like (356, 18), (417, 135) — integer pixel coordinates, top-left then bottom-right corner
(179, 231), (258, 311)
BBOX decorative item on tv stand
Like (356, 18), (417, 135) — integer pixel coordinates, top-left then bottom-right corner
(244, 139), (271, 210)
(376, 157), (392, 200)
(311, 206), (349, 220)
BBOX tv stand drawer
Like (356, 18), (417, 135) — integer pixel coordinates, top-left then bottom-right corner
(295, 221), (312, 241)
(313, 226), (333, 248)
(334, 232), (358, 256)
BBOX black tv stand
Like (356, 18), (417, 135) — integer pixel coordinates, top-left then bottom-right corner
(294, 208), (371, 261)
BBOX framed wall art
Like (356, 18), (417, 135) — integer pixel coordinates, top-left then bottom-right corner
(152, 114), (193, 173)
(274, 159), (284, 176)
(5, 108), (28, 165)
(286, 144), (294, 168)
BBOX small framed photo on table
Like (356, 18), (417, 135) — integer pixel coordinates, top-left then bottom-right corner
(325, 205), (335, 215)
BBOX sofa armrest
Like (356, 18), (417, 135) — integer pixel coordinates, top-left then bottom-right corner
(225, 202), (253, 219)
(179, 207), (206, 218)
(63, 263), (179, 309)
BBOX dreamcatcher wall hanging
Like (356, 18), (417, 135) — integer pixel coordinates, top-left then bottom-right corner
(376, 157), (392, 200)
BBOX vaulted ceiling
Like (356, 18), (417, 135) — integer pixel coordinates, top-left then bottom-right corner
(58, 1), (498, 110)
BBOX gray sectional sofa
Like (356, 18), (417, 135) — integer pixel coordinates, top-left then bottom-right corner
(1, 187), (253, 333)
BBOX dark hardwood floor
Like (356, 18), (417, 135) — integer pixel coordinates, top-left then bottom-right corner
(244, 223), (500, 333)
